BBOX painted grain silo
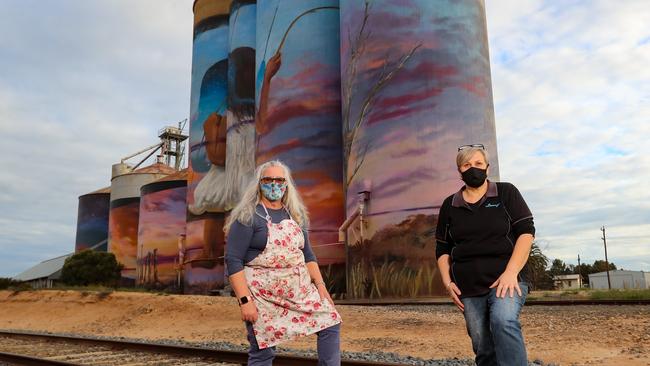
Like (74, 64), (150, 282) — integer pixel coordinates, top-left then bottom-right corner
(339, 0), (499, 299)
(108, 162), (177, 286)
(225, 0), (256, 204)
(74, 186), (110, 253)
(136, 169), (188, 290)
(255, 0), (346, 295)
(185, 0), (232, 294)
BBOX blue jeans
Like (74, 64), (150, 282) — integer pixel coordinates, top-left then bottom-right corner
(245, 322), (341, 366)
(461, 283), (528, 366)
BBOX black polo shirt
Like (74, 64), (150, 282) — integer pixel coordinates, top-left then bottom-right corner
(435, 181), (535, 298)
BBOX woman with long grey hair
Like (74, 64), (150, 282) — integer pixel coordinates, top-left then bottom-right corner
(224, 160), (342, 365)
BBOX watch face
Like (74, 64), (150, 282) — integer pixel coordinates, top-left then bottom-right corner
(240, 296), (249, 304)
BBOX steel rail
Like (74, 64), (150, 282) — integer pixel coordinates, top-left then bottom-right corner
(0, 350), (80, 366)
(0, 330), (406, 366)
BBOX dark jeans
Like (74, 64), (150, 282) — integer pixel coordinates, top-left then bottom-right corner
(245, 322), (341, 366)
(460, 283), (528, 366)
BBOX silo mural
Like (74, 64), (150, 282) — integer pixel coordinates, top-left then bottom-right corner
(223, 0), (257, 285)
(75, 187), (110, 253)
(226, 0), (256, 202)
(109, 197), (140, 285)
(136, 170), (187, 290)
(109, 163), (176, 285)
(185, 0), (232, 293)
(255, 0), (346, 294)
(340, 0), (499, 299)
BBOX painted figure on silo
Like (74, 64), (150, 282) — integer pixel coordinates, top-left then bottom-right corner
(186, 12), (230, 292)
(188, 58), (228, 266)
(340, 0), (499, 299)
(186, 1), (259, 294)
(255, 0), (346, 296)
(225, 0), (257, 207)
(191, 44), (256, 214)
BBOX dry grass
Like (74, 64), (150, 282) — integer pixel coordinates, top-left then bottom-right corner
(349, 260), (441, 299)
(528, 288), (650, 301)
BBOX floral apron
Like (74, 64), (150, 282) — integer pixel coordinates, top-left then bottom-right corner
(244, 205), (342, 349)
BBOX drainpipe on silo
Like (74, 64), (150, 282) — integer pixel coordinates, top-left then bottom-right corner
(357, 190), (370, 241)
(338, 184), (371, 245)
(340, 185), (370, 298)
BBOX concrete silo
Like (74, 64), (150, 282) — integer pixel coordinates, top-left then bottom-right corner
(108, 162), (177, 286)
(136, 169), (188, 290)
(185, 0), (232, 294)
(339, 0), (499, 299)
(75, 186), (111, 253)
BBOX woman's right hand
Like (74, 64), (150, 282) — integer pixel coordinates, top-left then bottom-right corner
(240, 302), (258, 322)
(447, 282), (464, 312)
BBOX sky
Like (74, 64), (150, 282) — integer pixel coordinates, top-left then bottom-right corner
(1, 0), (648, 278)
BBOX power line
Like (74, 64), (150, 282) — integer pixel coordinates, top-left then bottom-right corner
(601, 226), (612, 290)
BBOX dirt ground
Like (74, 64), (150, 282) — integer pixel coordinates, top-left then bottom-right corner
(0, 290), (648, 365)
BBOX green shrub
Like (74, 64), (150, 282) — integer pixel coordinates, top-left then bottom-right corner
(60, 250), (123, 287)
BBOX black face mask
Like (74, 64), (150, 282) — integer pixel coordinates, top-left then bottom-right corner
(461, 166), (488, 188)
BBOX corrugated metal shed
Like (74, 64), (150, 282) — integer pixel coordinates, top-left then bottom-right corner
(13, 254), (71, 281)
(589, 270), (649, 289)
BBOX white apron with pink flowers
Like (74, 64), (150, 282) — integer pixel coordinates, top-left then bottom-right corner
(244, 205), (341, 349)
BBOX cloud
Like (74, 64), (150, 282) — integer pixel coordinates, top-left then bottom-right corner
(486, 0), (650, 270)
(0, 0), (193, 277)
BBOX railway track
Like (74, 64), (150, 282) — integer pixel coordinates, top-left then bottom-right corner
(0, 331), (402, 366)
(0, 300), (646, 365)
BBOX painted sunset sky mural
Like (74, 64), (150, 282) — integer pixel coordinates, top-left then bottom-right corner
(108, 197), (140, 282)
(137, 179), (187, 288)
(340, 0), (499, 298)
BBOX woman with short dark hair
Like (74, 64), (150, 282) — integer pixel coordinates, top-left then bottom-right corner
(436, 144), (535, 366)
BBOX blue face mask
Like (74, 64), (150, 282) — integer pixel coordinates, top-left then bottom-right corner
(260, 182), (287, 201)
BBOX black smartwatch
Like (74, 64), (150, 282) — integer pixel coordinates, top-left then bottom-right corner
(238, 295), (251, 306)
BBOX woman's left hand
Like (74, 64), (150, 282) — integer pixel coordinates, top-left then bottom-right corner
(489, 270), (522, 298)
(316, 284), (335, 306)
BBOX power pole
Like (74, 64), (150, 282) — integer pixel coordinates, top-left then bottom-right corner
(600, 226), (611, 290)
(577, 254), (582, 288)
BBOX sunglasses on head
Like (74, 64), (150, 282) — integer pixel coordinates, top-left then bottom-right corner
(458, 144), (485, 151)
(260, 176), (286, 184)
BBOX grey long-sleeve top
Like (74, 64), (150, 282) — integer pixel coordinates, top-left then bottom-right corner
(225, 204), (317, 276)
